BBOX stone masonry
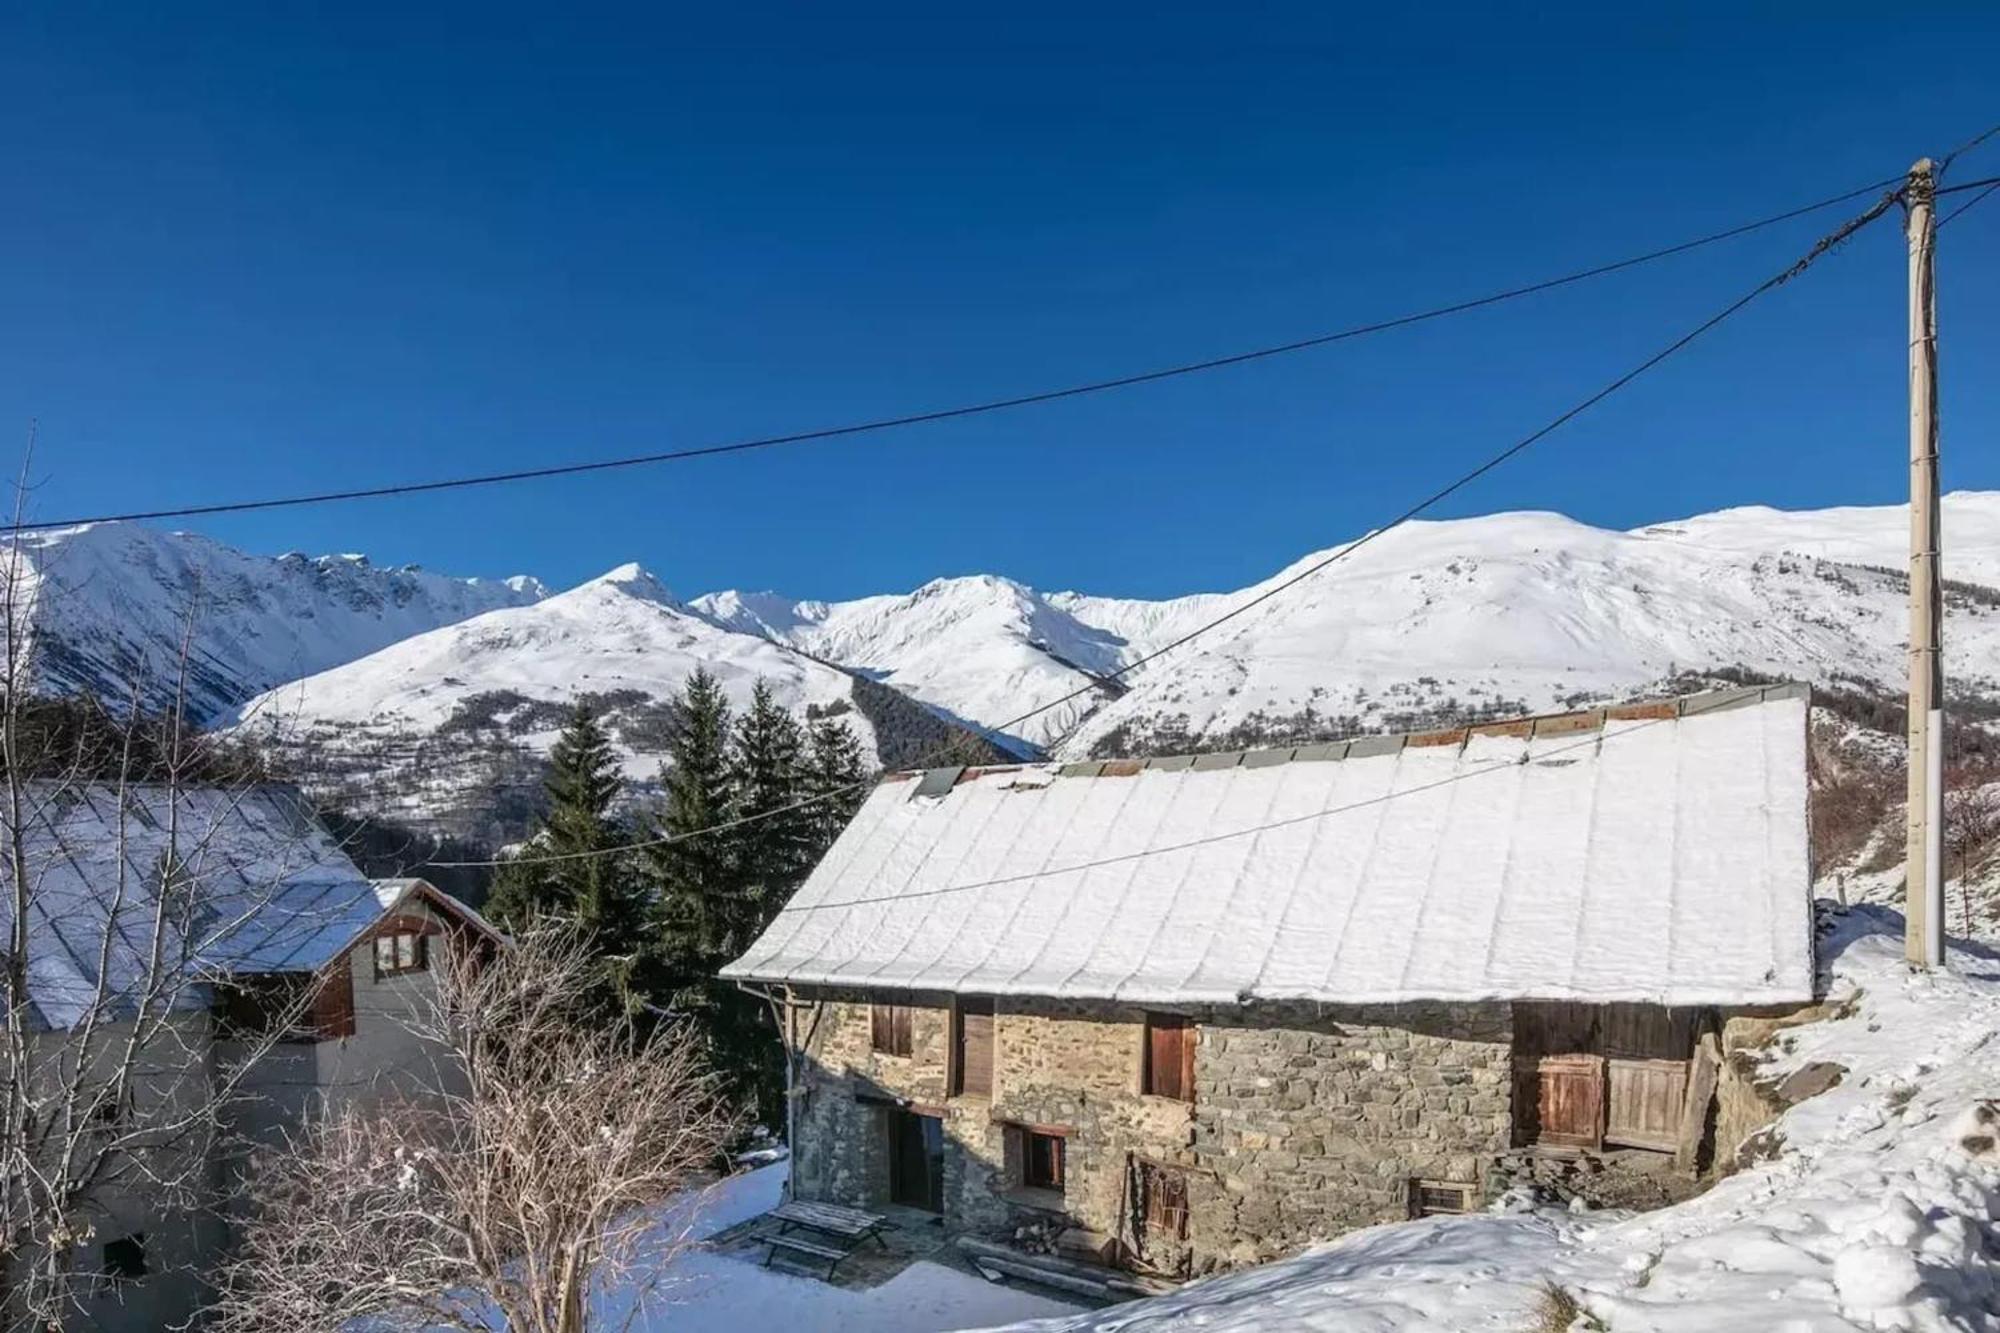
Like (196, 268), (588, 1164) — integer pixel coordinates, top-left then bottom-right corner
(787, 990), (1513, 1275)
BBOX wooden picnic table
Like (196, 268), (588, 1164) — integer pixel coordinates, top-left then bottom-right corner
(761, 1199), (891, 1278)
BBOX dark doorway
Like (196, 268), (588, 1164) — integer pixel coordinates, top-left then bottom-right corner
(888, 1109), (944, 1212)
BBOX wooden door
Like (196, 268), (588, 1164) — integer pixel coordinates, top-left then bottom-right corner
(954, 997), (994, 1097)
(888, 1110), (944, 1212)
(1606, 1058), (1688, 1151)
(1536, 1053), (1604, 1149)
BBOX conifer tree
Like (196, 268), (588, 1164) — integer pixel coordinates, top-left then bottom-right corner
(804, 713), (869, 856)
(731, 680), (813, 924)
(485, 701), (655, 1014)
(648, 668), (738, 989)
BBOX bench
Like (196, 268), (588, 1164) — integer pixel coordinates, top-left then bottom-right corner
(758, 1200), (891, 1279)
(769, 1199), (890, 1245)
(762, 1232), (852, 1279)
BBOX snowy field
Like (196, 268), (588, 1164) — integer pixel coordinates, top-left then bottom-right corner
(592, 1162), (1084, 1333)
(986, 907), (2000, 1333)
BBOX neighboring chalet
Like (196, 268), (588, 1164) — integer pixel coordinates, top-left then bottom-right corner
(723, 684), (1815, 1277)
(6, 783), (501, 1332)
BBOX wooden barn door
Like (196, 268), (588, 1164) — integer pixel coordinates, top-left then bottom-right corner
(1605, 1059), (1688, 1151)
(1536, 1053), (1605, 1150)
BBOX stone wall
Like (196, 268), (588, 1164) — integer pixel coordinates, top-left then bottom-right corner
(788, 990), (1513, 1274)
(1193, 1002), (1513, 1267)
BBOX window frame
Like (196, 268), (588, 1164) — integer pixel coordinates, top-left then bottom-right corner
(372, 929), (429, 980)
(1021, 1128), (1066, 1192)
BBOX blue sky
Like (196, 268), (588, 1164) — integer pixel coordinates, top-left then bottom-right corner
(2, 4), (1995, 599)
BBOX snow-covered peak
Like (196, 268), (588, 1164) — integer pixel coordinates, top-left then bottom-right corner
(573, 561), (677, 606)
(5, 520), (545, 722)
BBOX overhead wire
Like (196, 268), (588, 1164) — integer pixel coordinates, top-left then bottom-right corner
(423, 182), (1906, 870)
(11, 175), (1901, 534)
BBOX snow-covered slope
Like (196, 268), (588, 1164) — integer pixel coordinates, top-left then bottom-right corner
(232, 564), (886, 834)
(695, 575), (1135, 746)
(699, 493), (2000, 758)
(4, 522), (544, 721)
(990, 905), (2000, 1333)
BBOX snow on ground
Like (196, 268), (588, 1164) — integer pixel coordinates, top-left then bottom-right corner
(594, 1162), (1085, 1333)
(984, 907), (2000, 1333)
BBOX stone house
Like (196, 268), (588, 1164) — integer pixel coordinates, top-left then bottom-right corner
(4, 783), (501, 1331)
(723, 684), (1815, 1276)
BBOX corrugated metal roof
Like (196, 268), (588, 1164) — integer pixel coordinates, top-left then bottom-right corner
(7, 784), (385, 1029)
(723, 686), (1815, 1006)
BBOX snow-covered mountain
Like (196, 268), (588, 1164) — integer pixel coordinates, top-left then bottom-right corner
(28, 493), (2000, 842)
(698, 492), (2000, 758)
(4, 522), (545, 721)
(228, 564), (1000, 839)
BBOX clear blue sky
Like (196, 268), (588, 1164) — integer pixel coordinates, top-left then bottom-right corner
(3, 4), (1995, 599)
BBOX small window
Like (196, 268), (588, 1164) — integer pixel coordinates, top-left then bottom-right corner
(953, 996), (994, 1098)
(871, 1000), (914, 1057)
(1409, 1179), (1478, 1217)
(1143, 1013), (1195, 1102)
(102, 1234), (147, 1282)
(373, 930), (428, 979)
(1023, 1129), (1065, 1192)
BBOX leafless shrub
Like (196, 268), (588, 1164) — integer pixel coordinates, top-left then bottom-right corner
(1, 460), (324, 1329)
(208, 924), (740, 1333)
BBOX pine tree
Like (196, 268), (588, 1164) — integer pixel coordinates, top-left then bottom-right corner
(648, 668), (738, 989)
(804, 713), (869, 857)
(484, 701), (655, 1014)
(731, 680), (813, 929)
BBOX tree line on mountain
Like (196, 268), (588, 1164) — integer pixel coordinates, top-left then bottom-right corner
(482, 670), (870, 1129)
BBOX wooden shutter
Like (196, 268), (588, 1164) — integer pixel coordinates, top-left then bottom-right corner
(1024, 1130), (1064, 1190)
(1606, 1058), (1688, 1151)
(871, 1001), (914, 1056)
(880, 1000), (904, 1056)
(310, 956), (357, 1040)
(955, 997), (994, 1097)
(1145, 1014), (1195, 1101)
(1536, 1053), (1603, 1149)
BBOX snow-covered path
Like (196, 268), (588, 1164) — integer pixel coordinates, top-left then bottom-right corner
(984, 907), (2000, 1332)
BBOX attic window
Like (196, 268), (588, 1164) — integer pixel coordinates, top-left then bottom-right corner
(871, 1000), (914, 1057)
(101, 1234), (147, 1283)
(1409, 1179), (1479, 1218)
(373, 930), (428, 979)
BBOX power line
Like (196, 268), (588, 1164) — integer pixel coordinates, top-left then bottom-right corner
(423, 183), (1904, 871)
(15, 176), (1900, 534)
(1939, 179), (2000, 229)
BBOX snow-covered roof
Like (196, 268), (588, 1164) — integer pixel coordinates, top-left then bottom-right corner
(724, 685), (1815, 1007)
(8, 784), (403, 1029)
(370, 877), (508, 944)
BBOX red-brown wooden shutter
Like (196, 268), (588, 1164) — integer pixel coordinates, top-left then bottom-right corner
(1146, 1014), (1195, 1101)
(312, 956), (356, 1040)
(956, 997), (994, 1096)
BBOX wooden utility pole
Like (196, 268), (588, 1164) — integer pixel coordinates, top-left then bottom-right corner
(1905, 157), (1944, 968)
